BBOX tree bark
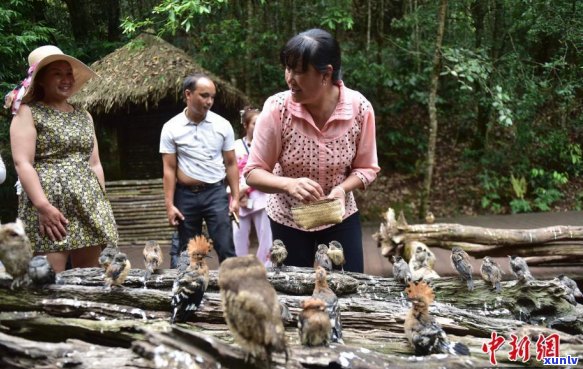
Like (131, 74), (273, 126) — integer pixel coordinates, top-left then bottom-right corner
(421, 0), (448, 220)
(374, 208), (583, 264)
(107, 0), (121, 41)
(61, 0), (95, 42)
(1, 264), (583, 368)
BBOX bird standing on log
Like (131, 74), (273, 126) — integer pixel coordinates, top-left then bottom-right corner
(98, 243), (118, 271)
(105, 252), (131, 288)
(404, 281), (470, 356)
(315, 244), (332, 272)
(298, 297), (332, 347)
(0, 219), (33, 289)
(480, 256), (503, 292)
(451, 247), (474, 291)
(408, 243), (439, 281)
(28, 255), (56, 286)
(269, 239), (288, 273)
(391, 255), (412, 286)
(312, 266), (343, 343)
(554, 274), (582, 305)
(327, 240), (345, 273)
(170, 235), (212, 324)
(509, 255), (534, 283)
(143, 240), (163, 283)
(218, 255), (287, 367)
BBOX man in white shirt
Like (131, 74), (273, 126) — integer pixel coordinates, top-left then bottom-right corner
(160, 74), (239, 266)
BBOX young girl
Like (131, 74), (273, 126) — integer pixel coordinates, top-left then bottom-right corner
(233, 107), (272, 265)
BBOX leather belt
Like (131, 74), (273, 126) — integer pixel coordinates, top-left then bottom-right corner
(177, 180), (224, 193)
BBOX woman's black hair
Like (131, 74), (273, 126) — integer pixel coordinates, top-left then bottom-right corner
(280, 28), (342, 81)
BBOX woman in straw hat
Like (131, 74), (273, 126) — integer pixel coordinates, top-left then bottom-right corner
(244, 29), (379, 273)
(7, 45), (118, 273)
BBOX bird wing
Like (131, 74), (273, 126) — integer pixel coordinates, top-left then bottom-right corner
(109, 261), (125, 281)
(171, 274), (206, 323)
(227, 289), (274, 340)
(412, 319), (449, 355)
(313, 288), (342, 342)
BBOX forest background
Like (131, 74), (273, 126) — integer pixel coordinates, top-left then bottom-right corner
(0, 0), (581, 224)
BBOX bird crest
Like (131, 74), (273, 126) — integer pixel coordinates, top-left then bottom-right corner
(406, 281), (435, 305)
(188, 235), (213, 259)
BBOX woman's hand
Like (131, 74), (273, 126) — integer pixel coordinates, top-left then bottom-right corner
(285, 177), (324, 203)
(37, 203), (69, 241)
(327, 186), (347, 216)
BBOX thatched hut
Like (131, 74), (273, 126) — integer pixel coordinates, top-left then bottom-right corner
(72, 33), (251, 180)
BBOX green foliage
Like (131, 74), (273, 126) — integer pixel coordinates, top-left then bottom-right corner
(0, 0), (59, 222)
(479, 170), (507, 214)
(2, 0), (583, 220)
(319, 1), (354, 30)
(510, 174), (527, 199)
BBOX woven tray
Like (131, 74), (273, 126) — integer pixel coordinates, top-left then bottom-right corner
(291, 198), (343, 230)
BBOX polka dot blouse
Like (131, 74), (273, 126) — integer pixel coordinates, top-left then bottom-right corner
(243, 81), (380, 231)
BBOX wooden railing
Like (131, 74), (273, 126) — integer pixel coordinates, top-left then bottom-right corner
(105, 178), (174, 247)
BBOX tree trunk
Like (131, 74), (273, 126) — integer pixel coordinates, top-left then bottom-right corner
(471, 0), (490, 150)
(366, 0), (371, 51)
(61, 0), (95, 42)
(374, 208), (583, 264)
(421, 0), (448, 220)
(106, 0), (121, 41)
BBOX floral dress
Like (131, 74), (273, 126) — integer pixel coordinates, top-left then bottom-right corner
(18, 102), (118, 252)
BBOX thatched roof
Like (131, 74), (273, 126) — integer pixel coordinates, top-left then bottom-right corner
(72, 33), (250, 115)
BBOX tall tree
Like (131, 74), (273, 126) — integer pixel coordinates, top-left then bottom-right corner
(420, 0), (447, 219)
(61, 0), (95, 42)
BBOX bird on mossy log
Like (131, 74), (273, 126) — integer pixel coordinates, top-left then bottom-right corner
(480, 256), (503, 293)
(219, 255), (288, 368)
(404, 281), (470, 356)
(312, 266), (343, 344)
(170, 235), (211, 324)
(408, 242), (439, 281)
(143, 240), (163, 284)
(451, 247), (474, 291)
(105, 252), (131, 288)
(391, 255), (412, 286)
(315, 244), (332, 272)
(99, 244), (118, 271)
(327, 240), (345, 273)
(298, 297), (332, 347)
(269, 239), (288, 274)
(509, 255), (535, 283)
(28, 255), (56, 286)
(0, 219), (33, 289)
(554, 274), (582, 305)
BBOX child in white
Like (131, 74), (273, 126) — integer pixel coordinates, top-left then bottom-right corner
(233, 108), (272, 265)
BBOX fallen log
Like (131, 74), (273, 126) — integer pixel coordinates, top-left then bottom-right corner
(0, 332), (151, 369)
(55, 266), (361, 296)
(373, 208), (583, 265)
(0, 270), (582, 368)
(1, 267), (582, 335)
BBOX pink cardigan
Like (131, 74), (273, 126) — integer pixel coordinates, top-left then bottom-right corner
(244, 81), (380, 230)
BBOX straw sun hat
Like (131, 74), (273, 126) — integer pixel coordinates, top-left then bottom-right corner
(4, 45), (96, 113)
(22, 45), (96, 103)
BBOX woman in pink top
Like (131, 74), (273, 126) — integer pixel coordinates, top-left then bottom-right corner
(244, 28), (380, 273)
